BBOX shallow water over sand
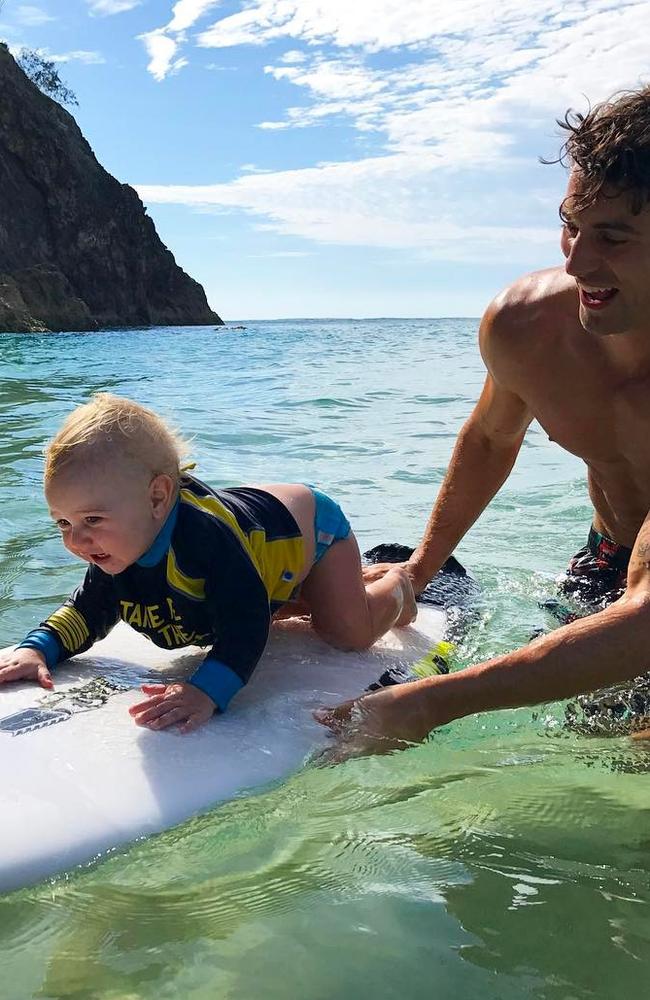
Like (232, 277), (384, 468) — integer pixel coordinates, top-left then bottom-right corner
(1, 320), (648, 1000)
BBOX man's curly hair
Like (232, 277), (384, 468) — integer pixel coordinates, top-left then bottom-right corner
(553, 87), (650, 216)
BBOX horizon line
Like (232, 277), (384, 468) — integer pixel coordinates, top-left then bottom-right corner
(223, 315), (482, 323)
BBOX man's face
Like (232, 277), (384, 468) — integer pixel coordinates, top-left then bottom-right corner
(560, 171), (650, 337)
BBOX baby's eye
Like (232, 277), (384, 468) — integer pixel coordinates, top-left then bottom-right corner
(85, 516), (103, 525)
(55, 519), (70, 530)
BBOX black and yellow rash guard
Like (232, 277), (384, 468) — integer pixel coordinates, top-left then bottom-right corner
(18, 475), (305, 711)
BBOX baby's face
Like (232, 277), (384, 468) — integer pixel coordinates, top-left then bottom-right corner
(46, 460), (173, 575)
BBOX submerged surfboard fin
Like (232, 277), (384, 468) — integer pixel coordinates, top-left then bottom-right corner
(365, 639), (454, 692)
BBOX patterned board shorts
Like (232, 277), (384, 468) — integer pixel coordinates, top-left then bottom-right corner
(555, 527), (650, 736)
(559, 525), (630, 610)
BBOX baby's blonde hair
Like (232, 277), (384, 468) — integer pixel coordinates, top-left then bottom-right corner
(44, 393), (189, 485)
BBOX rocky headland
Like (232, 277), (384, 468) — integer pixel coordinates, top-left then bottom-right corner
(0, 43), (221, 332)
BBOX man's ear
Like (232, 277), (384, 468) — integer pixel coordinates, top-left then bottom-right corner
(149, 474), (176, 520)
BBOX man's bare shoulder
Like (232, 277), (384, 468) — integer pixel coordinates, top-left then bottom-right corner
(480, 267), (577, 364)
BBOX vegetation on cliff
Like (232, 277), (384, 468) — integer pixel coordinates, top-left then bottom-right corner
(17, 48), (78, 108)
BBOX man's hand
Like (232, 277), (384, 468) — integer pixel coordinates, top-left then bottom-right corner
(362, 561), (407, 584)
(314, 682), (445, 759)
(0, 648), (53, 689)
(129, 682), (216, 733)
(362, 561), (425, 594)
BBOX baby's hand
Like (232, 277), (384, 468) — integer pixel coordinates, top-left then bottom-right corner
(128, 682), (216, 734)
(0, 648), (53, 689)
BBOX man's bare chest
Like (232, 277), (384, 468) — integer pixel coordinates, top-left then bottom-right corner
(523, 368), (650, 472)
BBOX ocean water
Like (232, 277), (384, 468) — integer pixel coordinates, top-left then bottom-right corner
(1, 319), (649, 1000)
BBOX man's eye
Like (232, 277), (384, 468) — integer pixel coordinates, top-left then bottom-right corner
(563, 222), (578, 238)
(600, 233), (627, 246)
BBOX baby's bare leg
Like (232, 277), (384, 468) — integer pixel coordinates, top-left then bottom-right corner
(301, 533), (417, 651)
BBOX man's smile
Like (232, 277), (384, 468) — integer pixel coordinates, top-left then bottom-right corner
(579, 284), (619, 309)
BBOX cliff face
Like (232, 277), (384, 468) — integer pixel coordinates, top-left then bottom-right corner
(0, 44), (222, 332)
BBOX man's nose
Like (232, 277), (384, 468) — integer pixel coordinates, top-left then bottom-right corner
(563, 232), (600, 278)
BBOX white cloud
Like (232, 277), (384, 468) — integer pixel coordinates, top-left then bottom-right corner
(50, 50), (106, 64)
(86, 0), (141, 14)
(252, 3), (649, 153)
(167, 0), (223, 33)
(257, 120), (290, 131)
(136, 152), (558, 261)
(280, 50), (306, 64)
(139, 29), (188, 81)
(137, 0), (223, 79)
(135, 0), (650, 259)
(14, 5), (55, 26)
(196, 0), (440, 50)
(194, 0), (635, 52)
(15, 45), (106, 65)
(240, 163), (273, 173)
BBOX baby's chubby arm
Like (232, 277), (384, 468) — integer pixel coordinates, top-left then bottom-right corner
(127, 598), (270, 734)
(128, 517), (274, 734)
(0, 647), (54, 689)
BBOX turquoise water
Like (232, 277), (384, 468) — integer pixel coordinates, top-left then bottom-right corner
(2, 320), (649, 999)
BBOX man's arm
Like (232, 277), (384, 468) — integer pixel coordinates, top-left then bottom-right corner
(407, 370), (532, 592)
(319, 514), (650, 751)
(368, 300), (535, 593)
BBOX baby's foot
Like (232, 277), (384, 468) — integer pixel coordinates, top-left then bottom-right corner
(391, 566), (418, 627)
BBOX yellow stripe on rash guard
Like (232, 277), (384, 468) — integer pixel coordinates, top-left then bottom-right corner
(46, 605), (90, 653)
(166, 546), (206, 601)
(180, 489), (262, 573)
(253, 533), (304, 604)
(179, 489), (304, 601)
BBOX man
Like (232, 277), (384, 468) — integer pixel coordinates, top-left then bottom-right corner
(316, 86), (650, 751)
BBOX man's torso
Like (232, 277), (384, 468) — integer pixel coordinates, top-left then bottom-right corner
(489, 267), (650, 547)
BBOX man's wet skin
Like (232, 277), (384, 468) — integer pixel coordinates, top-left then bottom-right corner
(318, 165), (650, 755)
(483, 179), (650, 550)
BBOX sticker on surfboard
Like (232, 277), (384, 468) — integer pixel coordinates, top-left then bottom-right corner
(0, 675), (130, 736)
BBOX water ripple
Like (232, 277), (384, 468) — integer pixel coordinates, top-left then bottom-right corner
(2, 320), (646, 1000)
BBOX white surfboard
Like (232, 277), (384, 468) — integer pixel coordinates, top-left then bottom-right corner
(0, 606), (447, 893)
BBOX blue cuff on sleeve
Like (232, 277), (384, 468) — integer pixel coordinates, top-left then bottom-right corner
(17, 630), (63, 670)
(189, 657), (244, 712)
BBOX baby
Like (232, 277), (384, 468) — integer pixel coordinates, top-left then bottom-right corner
(0, 394), (416, 732)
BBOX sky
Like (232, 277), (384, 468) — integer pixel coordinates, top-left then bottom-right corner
(0, 0), (648, 320)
